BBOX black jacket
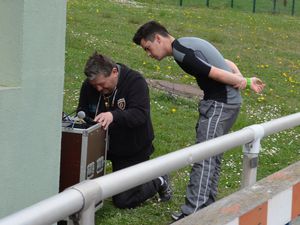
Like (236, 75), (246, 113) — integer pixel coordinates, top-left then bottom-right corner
(77, 64), (154, 159)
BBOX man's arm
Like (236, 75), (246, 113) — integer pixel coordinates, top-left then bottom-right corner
(225, 59), (242, 76)
(77, 80), (90, 114)
(172, 42), (265, 93)
(209, 66), (265, 93)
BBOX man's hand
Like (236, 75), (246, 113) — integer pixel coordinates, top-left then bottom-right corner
(233, 76), (247, 90)
(233, 77), (265, 93)
(249, 77), (265, 93)
(94, 112), (113, 130)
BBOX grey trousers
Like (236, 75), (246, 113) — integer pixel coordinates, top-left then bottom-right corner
(181, 100), (240, 215)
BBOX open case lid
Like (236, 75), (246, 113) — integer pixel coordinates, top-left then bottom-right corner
(62, 123), (101, 134)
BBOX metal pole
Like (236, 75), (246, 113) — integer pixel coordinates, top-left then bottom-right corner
(179, 0), (183, 6)
(261, 112), (300, 136)
(0, 190), (84, 225)
(273, 0), (277, 13)
(0, 113), (299, 225)
(253, 0), (256, 13)
(206, 0), (209, 7)
(69, 180), (102, 225)
(292, 0), (295, 16)
(231, 0), (234, 8)
(94, 129), (254, 201)
(241, 125), (264, 188)
(80, 203), (96, 225)
(241, 153), (259, 188)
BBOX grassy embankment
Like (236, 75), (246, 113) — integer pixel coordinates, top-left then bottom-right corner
(64, 1), (300, 224)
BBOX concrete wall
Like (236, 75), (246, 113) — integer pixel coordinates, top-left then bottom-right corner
(0, 0), (66, 218)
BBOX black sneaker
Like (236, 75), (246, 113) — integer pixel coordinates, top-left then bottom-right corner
(158, 174), (172, 202)
(171, 211), (186, 221)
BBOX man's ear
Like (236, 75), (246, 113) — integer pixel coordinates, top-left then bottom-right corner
(155, 33), (161, 43)
(111, 67), (118, 76)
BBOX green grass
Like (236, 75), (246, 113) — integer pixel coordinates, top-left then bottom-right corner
(137, 0), (300, 16)
(64, 1), (300, 224)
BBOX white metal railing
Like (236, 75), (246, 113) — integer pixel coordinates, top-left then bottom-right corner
(0, 112), (300, 225)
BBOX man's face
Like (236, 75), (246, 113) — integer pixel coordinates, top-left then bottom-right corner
(89, 68), (118, 94)
(140, 35), (166, 61)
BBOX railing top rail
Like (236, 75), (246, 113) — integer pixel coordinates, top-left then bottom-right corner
(0, 112), (299, 225)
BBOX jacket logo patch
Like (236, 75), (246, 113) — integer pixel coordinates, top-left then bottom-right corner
(117, 98), (126, 110)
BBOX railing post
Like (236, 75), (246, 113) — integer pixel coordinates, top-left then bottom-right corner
(0, 113), (299, 225)
(78, 203), (96, 225)
(68, 180), (102, 225)
(241, 125), (264, 188)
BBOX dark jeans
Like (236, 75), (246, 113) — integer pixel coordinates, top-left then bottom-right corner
(110, 154), (160, 209)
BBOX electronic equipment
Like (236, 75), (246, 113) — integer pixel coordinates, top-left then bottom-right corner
(62, 110), (96, 129)
(58, 113), (106, 225)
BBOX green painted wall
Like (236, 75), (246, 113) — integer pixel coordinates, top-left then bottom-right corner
(0, 0), (22, 87)
(0, 0), (66, 218)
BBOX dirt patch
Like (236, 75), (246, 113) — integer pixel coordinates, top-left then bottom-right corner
(110, 0), (144, 8)
(146, 79), (203, 99)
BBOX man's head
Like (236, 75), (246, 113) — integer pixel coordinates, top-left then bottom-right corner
(84, 52), (119, 94)
(133, 21), (173, 60)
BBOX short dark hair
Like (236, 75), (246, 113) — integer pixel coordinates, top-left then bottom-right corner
(132, 20), (170, 45)
(84, 51), (117, 80)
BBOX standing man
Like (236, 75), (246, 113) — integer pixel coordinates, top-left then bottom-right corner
(133, 21), (265, 221)
(77, 51), (172, 209)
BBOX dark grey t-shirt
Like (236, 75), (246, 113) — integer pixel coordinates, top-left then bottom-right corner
(172, 37), (242, 104)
